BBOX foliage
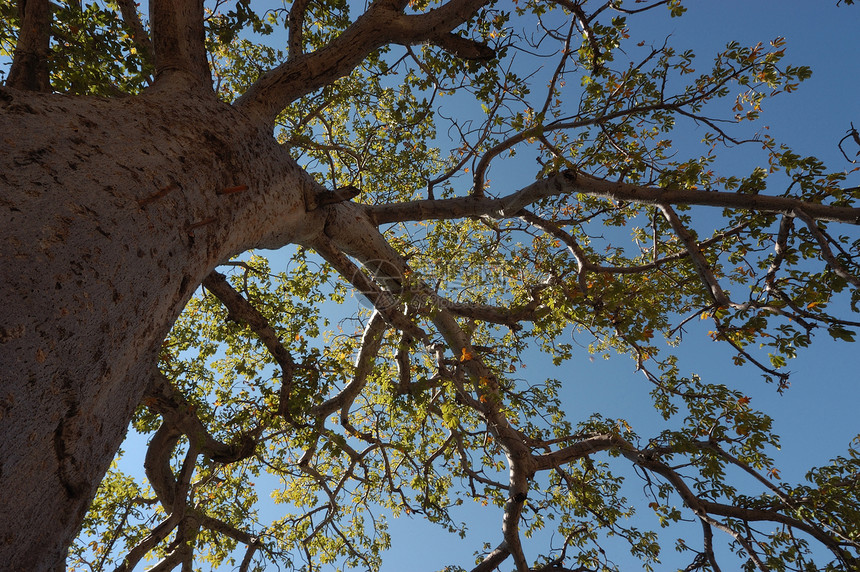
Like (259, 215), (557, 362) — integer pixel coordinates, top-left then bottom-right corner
(4, 0), (859, 570)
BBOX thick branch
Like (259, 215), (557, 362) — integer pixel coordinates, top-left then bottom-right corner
(146, 540), (194, 572)
(235, 6), (391, 124)
(143, 421), (181, 507)
(149, 0), (210, 86)
(470, 542), (510, 572)
(369, 170), (860, 225)
(235, 0), (488, 126)
(533, 433), (629, 470)
(367, 170), (579, 224)
(116, 434), (198, 572)
(503, 452), (532, 572)
(6, 0), (51, 91)
(392, 0), (488, 39)
(444, 296), (542, 327)
(307, 185), (362, 211)
(287, 0), (310, 59)
(239, 538), (262, 572)
(430, 32), (495, 60)
(310, 235), (427, 341)
(197, 512), (258, 545)
(701, 518), (723, 572)
(765, 215), (793, 293)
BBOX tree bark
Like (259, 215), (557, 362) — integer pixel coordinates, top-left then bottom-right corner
(0, 85), (322, 570)
(6, 0), (51, 92)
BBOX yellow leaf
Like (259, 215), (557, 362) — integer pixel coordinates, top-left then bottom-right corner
(461, 348), (475, 362)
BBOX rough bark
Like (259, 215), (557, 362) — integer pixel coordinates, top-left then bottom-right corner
(0, 0), (492, 563)
(6, 0), (51, 91)
(150, 0), (210, 86)
(0, 84), (322, 570)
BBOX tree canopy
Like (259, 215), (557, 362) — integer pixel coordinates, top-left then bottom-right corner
(2, 0), (860, 571)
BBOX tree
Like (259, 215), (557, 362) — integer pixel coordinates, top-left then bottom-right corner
(1, 0), (859, 570)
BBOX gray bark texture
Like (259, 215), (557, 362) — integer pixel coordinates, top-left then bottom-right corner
(0, 0), (491, 564)
(0, 83), (321, 570)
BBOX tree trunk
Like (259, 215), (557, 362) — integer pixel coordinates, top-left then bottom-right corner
(0, 84), (320, 570)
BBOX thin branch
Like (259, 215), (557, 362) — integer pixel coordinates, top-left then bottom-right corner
(764, 215), (793, 293)
(625, 448), (852, 566)
(310, 310), (388, 417)
(202, 270), (297, 417)
(553, 0), (601, 71)
(838, 122), (860, 163)
(607, 0), (671, 15)
(471, 68), (754, 195)
(711, 314), (791, 384)
(523, 208), (749, 279)
(113, 511), (183, 572)
(793, 208), (860, 288)
(659, 204), (730, 306)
